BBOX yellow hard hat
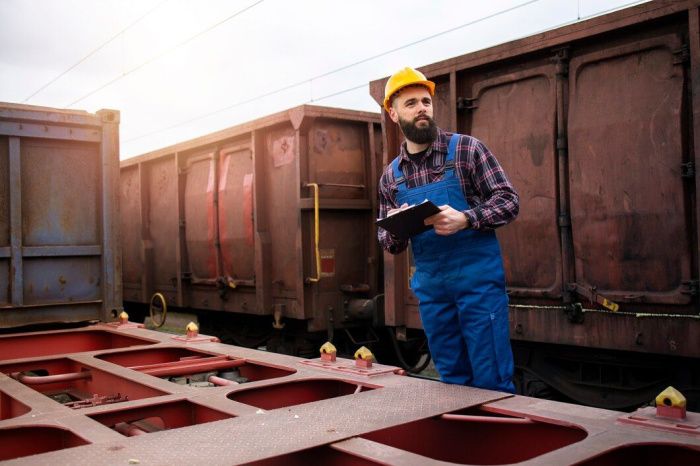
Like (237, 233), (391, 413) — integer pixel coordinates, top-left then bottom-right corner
(383, 67), (435, 112)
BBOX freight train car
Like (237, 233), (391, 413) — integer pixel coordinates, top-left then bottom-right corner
(120, 106), (385, 357)
(0, 102), (122, 328)
(370, 0), (700, 410)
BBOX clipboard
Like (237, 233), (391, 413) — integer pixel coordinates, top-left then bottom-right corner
(376, 199), (441, 240)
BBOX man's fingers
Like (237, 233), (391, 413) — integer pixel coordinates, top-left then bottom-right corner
(424, 212), (441, 225)
(387, 203), (411, 217)
(434, 225), (450, 236)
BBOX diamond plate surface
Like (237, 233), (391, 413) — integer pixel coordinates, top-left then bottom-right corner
(1, 324), (700, 466)
(3, 380), (506, 464)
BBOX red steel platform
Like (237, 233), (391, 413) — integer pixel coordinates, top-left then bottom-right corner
(0, 324), (698, 465)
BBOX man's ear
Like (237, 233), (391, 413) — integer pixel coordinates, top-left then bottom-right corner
(388, 106), (399, 123)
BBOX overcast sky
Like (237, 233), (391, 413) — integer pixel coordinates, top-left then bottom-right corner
(1, 0), (648, 159)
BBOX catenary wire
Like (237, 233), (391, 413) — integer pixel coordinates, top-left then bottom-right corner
(123, 0), (648, 146)
(123, 0), (543, 144)
(22, 0), (171, 103)
(303, 0), (651, 105)
(308, 0), (650, 104)
(65, 0), (265, 107)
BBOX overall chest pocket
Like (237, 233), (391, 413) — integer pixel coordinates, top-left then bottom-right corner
(413, 181), (450, 206)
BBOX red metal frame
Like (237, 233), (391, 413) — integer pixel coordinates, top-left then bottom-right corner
(0, 323), (697, 464)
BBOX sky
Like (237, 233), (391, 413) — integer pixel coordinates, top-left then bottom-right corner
(0, 0), (648, 159)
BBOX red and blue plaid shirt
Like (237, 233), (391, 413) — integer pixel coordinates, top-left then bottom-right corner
(378, 128), (519, 254)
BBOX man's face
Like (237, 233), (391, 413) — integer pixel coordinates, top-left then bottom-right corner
(389, 86), (437, 144)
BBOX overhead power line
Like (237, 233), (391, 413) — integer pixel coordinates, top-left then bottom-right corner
(23, 0), (170, 103)
(124, 0), (542, 144)
(65, 0), (265, 107)
(305, 0), (648, 101)
(307, 0), (649, 105)
(124, 0), (647, 147)
(309, 83), (367, 103)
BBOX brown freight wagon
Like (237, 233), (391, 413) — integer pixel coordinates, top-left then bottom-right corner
(370, 0), (700, 409)
(0, 103), (122, 328)
(120, 105), (383, 352)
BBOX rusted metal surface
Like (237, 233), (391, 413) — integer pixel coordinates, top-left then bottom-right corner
(692, 7), (700, 311)
(568, 31), (688, 305)
(370, 0), (700, 359)
(0, 324), (698, 464)
(0, 103), (121, 327)
(120, 106), (381, 333)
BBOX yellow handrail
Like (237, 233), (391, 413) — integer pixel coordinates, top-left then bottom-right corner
(305, 183), (321, 283)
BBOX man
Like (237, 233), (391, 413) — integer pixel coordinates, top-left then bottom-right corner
(377, 67), (519, 393)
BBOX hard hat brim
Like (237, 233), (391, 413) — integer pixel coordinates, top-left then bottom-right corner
(383, 80), (436, 112)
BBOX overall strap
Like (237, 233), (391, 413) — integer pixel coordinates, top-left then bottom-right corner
(446, 133), (459, 163)
(391, 156), (407, 192)
(441, 133), (459, 176)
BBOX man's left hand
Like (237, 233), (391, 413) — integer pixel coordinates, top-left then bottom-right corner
(424, 205), (469, 235)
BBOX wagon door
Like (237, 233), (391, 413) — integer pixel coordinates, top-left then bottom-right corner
(568, 33), (691, 305)
(468, 62), (562, 299)
(183, 152), (219, 282)
(218, 145), (255, 285)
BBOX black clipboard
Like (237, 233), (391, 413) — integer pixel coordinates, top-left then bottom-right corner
(376, 200), (441, 240)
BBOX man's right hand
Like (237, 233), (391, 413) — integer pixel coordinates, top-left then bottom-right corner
(388, 203), (410, 216)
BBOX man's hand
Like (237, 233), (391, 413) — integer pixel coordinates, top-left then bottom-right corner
(388, 203), (410, 216)
(424, 205), (469, 235)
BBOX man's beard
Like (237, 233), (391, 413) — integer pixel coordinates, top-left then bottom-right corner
(399, 115), (437, 144)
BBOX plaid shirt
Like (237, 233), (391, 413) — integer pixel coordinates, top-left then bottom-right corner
(378, 129), (519, 254)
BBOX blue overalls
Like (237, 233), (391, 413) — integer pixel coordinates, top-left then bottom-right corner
(392, 134), (515, 393)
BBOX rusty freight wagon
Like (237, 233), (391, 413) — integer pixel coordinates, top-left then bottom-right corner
(120, 105), (383, 354)
(371, 0), (700, 410)
(0, 102), (122, 328)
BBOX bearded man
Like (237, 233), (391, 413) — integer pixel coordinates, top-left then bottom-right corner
(377, 67), (519, 392)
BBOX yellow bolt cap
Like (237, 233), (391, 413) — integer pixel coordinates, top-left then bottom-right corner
(655, 386), (686, 408)
(354, 346), (374, 362)
(320, 342), (337, 354)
